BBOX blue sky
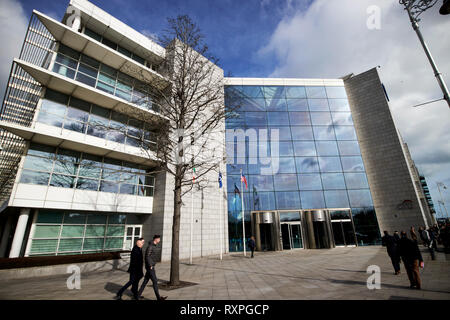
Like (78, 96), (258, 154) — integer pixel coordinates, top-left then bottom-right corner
(14, 0), (312, 77)
(1, 0), (450, 217)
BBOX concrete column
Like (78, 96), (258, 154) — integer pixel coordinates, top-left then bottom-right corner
(0, 216), (13, 258)
(9, 208), (31, 258)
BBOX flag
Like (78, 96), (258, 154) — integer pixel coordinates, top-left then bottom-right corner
(192, 167), (196, 183)
(218, 172), (223, 188)
(234, 183), (240, 196)
(241, 173), (248, 189)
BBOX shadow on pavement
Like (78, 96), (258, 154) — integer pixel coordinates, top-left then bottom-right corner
(325, 268), (394, 275)
(328, 278), (450, 294)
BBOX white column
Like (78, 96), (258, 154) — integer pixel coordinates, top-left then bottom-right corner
(0, 216), (13, 258)
(9, 208), (31, 258)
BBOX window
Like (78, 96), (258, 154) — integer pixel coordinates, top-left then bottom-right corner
(305, 86), (327, 98)
(298, 174), (322, 191)
(293, 141), (316, 157)
(19, 143), (155, 196)
(274, 174), (298, 191)
(300, 191), (325, 209)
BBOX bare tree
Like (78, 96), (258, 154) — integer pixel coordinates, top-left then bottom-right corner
(105, 15), (230, 286)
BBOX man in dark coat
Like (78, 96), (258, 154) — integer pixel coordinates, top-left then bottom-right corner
(397, 231), (424, 289)
(137, 235), (167, 300)
(393, 231), (400, 242)
(381, 231), (401, 275)
(115, 237), (145, 300)
(248, 236), (256, 258)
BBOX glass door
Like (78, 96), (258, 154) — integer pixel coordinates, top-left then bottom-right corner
(290, 224), (303, 249)
(281, 223), (303, 250)
(331, 220), (356, 247)
(123, 225), (142, 250)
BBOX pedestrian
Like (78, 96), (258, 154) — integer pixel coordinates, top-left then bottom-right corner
(410, 226), (418, 243)
(393, 231), (400, 242)
(397, 231), (424, 289)
(137, 235), (167, 301)
(418, 226), (430, 247)
(381, 231), (401, 275)
(248, 236), (256, 258)
(115, 237), (145, 300)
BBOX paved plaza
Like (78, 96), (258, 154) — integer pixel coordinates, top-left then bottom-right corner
(0, 246), (449, 300)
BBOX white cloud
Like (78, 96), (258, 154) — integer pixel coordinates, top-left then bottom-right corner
(259, 0), (450, 217)
(0, 0), (28, 102)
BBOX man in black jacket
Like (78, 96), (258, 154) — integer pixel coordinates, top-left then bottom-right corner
(381, 231), (401, 275)
(397, 231), (424, 289)
(115, 237), (145, 300)
(137, 234), (167, 300)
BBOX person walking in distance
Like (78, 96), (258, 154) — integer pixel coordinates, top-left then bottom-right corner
(393, 231), (400, 242)
(115, 237), (145, 300)
(248, 236), (256, 258)
(138, 235), (167, 300)
(410, 226), (418, 243)
(397, 231), (424, 289)
(381, 231), (401, 275)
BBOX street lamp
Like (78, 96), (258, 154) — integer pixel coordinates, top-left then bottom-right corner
(399, 0), (450, 108)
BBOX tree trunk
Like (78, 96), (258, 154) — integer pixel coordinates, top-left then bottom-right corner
(169, 168), (182, 286)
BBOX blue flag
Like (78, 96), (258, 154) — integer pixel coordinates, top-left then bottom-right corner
(218, 172), (223, 188)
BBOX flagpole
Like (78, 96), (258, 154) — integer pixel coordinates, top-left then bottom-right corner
(240, 168), (246, 257)
(190, 171), (194, 265)
(219, 164), (223, 261)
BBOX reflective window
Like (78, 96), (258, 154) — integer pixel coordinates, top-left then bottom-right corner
(289, 112), (311, 125)
(308, 99), (329, 111)
(293, 141), (316, 156)
(305, 86), (327, 98)
(296, 157), (320, 173)
(276, 157), (297, 174)
(286, 99), (308, 111)
(310, 112), (332, 125)
(274, 174), (298, 191)
(325, 86), (347, 99)
(266, 99), (287, 112)
(263, 86), (286, 99)
(268, 112), (289, 126)
(248, 175), (274, 191)
(270, 127), (292, 141)
(337, 141), (361, 155)
(280, 212), (301, 222)
(313, 126), (336, 140)
(298, 174), (322, 191)
(291, 126), (314, 140)
(321, 173), (346, 190)
(324, 190), (350, 208)
(348, 189), (373, 207)
(341, 156), (365, 172)
(318, 157), (342, 172)
(328, 99), (350, 111)
(344, 173), (369, 189)
(251, 192), (276, 211)
(316, 141), (339, 156)
(276, 191), (301, 209)
(334, 126), (357, 140)
(241, 86), (265, 98)
(285, 86), (306, 98)
(278, 141), (294, 157)
(331, 112), (353, 125)
(245, 112), (267, 126)
(300, 191), (325, 209)
(20, 170), (50, 185)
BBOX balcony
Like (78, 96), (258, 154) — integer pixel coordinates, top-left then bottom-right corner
(34, 10), (169, 90)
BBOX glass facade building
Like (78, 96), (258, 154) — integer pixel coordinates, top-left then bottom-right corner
(225, 84), (381, 252)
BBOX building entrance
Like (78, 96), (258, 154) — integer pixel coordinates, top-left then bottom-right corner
(281, 222), (303, 249)
(251, 209), (356, 251)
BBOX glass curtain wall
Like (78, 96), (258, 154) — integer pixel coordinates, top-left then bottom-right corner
(51, 44), (157, 112)
(225, 85), (381, 251)
(20, 142), (155, 196)
(37, 89), (157, 149)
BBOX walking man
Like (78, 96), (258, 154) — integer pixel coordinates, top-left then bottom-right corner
(115, 237), (145, 300)
(381, 231), (401, 275)
(138, 235), (167, 300)
(248, 236), (256, 258)
(397, 231), (424, 289)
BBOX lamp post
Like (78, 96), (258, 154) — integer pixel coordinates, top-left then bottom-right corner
(399, 0), (450, 108)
